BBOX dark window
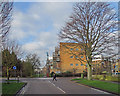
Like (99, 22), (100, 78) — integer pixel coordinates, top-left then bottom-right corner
(75, 56), (78, 58)
(81, 56), (83, 58)
(81, 64), (84, 66)
(70, 56), (73, 58)
(70, 64), (73, 66)
(76, 64), (78, 66)
(76, 48), (79, 51)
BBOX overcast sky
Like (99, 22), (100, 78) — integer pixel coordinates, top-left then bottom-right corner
(8, 2), (118, 67)
(9, 2), (74, 67)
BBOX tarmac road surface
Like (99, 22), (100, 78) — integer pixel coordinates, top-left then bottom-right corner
(17, 77), (115, 95)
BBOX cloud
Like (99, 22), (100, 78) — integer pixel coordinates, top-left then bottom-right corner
(22, 41), (45, 51)
(9, 2), (73, 66)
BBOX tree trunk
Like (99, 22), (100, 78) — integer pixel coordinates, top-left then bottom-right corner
(95, 64), (97, 78)
(20, 70), (22, 77)
(109, 62), (112, 76)
(7, 67), (9, 84)
(87, 64), (92, 80)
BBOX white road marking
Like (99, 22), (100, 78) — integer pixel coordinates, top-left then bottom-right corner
(49, 81), (66, 94)
(38, 78), (53, 79)
(91, 88), (110, 94)
(49, 81), (55, 86)
(57, 87), (66, 93)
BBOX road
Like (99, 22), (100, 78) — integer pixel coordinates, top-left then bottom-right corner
(17, 77), (115, 95)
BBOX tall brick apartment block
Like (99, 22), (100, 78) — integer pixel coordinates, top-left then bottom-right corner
(59, 42), (87, 73)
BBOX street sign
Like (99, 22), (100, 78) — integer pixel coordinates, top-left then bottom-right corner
(13, 66), (16, 70)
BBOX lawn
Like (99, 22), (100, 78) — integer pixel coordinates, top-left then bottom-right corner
(71, 78), (119, 94)
(2, 82), (26, 96)
(5, 80), (18, 81)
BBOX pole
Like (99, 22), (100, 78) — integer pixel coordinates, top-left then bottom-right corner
(14, 70), (16, 80)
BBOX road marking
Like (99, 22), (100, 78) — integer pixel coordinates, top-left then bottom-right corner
(49, 81), (66, 94)
(91, 88), (110, 94)
(49, 81), (55, 86)
(38, 78), (53, 79)
(57, 87), (66, 93)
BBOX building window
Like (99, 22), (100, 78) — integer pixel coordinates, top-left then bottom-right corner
(70, 56), (73, 58)
(81, 56), (83, 58)
(102, 62), (104, 65)
(76, 64), (78, 66)
(70, 48), (73, 51)
(76, 48), (79, 51)
(58, 51), (60, 56)
(81, 48), (83, 51)
(56, 58), (60, 62)
(86, 64), (87, 66)
(70, 64), (73, 66)
(75, 56), (78, 58)
(81, 64), (84, 66)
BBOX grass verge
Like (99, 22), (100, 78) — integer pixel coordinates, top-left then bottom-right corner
(5, 80), (18, 81)
(71, 78), (119, 94)
(2, 82), (25, 96)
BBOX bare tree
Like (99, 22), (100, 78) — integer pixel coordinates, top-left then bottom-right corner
(0, 1), (13, 44)
(59, 2), (118, 80)
(2, 40), (24, 59)
(26, 53), (41, 77)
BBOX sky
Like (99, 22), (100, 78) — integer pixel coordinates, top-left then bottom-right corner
(8, 2), (118, 67)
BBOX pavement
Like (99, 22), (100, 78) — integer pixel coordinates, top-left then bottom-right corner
(12, 77), (116, 95)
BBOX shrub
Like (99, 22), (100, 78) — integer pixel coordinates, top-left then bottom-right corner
(99, 76), (104, 80)
(92, 75), (119, 82)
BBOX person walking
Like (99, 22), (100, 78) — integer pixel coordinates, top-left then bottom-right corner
(53, 73), (57, 81)
(51, 72), (54, 77)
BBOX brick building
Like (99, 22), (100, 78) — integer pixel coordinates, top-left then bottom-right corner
(52, 42), (120, 75)
(51, 42), (87, 74)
